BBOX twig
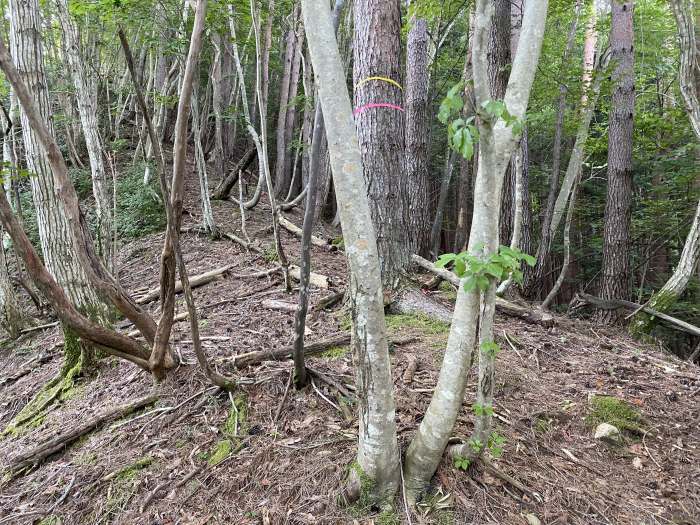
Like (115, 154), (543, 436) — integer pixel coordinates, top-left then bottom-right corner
(482, 456), (542, 503)
(399, 456), (414, 525)
(503, 331), (525, 365)
(642, 430), (662, 469)
(310, 377), (340, 411)
(46, 475), (76, 513)
(274, 369), (293, 423)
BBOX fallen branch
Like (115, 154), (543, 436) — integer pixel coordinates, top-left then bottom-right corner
(19, 321), (58, 334)
(233, 333), (416, 368)
(573, 292), (700, 337)
(279, 215), (334, 250)
(9, 394), (158, 473)
(411, 254), (555, 326)
(223, 233), (331, 289)
(0, 352), (54, 388)
(135, 265), (236, 304)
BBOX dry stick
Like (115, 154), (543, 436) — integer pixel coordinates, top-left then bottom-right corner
(19, 321), (58, 334)
(9, 394), (158, 473)
(273, 369), (294, 422)
(234, 333), (417, 368)
(482, 456), (542, 503)
(238, 172), (251, 243)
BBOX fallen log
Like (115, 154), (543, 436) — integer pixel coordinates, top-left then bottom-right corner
(279, 215), (334, 250)
(9, 394), (159, 473)
(223, 232), (331, 289)
(410, 254), (555, 326)
(233, 333), (416, 368)
(211, 145), (257, 200)
(573, 293), (700, 337)
(135, 265), (236, 304)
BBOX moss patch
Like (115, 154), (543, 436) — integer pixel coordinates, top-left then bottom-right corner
(102, 457), (154, 521)
(3, 333), (85, 437)
(321, 345), (349, 359)
(202, 395), (248, 466)
(586, 395), (644, 434)
(385, 313), (449, 336)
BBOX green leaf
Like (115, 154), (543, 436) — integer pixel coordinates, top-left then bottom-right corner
(463, 276), (478, 293)
(454, 257), (467, 277)
(485, 262), (504, 280)
(435, 253), (456, 267)
(476, 274), (490, 291)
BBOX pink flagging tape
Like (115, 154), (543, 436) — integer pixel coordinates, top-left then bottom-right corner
(352, 103), (405, 116)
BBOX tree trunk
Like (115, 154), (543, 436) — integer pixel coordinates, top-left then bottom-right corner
(303, 0), (401, 502)
(404, 0), (548, 500)
(430, 148), (457, 258)
(55, 0), (113, 269)
(8, 0), (109, 362)
(274, 2), (300, 194)
(405, 11), (432, 257)
(354, 0), (408, 290)
(598, 0), (635, 323)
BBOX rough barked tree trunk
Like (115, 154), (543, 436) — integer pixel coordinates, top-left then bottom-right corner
(302, 0), (400, 502)
(598, 0), (635, 323)
(8, 0), (109, 361)
(354, 0), (408, 290)
(631, 0), (700, 335)
(405, 9), (432, 257)
(55, 0), (113, 269)
(404, 0), (548, 501)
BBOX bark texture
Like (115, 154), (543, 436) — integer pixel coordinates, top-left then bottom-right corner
(405, 12), (432, 257)
(598, 0), (635, 322)
(353, 0), (408, 290)
(303, 0), (400, 501)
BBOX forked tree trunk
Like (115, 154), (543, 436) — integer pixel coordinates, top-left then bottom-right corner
(55, 0), (113, 269)
(192, 85), (219, 237)
(631, 0), (700, 335)
(598, 0), (635, 323)
(302, 0), (400, 502)
(404, 0), (548, 500)
(354, 0), (408, 290)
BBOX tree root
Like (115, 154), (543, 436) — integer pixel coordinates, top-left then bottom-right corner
(3, 350), (83, 437)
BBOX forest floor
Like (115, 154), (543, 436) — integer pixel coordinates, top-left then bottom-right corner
(0, 163), (698, 525)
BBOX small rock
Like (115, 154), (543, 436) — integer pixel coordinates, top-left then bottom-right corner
(594, 422), (621, 443)
(632, 457), (643, 470)
(525, 513), (542, 525)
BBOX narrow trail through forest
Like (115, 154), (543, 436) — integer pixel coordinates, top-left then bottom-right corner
(0, 164), (698, 525)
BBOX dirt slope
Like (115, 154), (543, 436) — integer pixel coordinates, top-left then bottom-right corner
(0, 170), (698, 525)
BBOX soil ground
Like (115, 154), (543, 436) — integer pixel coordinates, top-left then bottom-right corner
(0, 165), (698, 525)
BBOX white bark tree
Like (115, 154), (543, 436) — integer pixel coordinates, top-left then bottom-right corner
(301, 0), (400, 502)
(8, 0), (109, 361)
(403, 0), (549, 501)
(54, 0), (113, 268)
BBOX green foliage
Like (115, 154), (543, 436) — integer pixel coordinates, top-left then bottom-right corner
(453, 454), (470, 471)
(487, 432), (506, 458)
(70, 167), (93, 200)
(207, 440), (233, 466)
(115, 163), (166, 239)
(436, 245), (536, 293)
(481, 341), (501, 358)
(472, 404), (494, 417)
(586, 395), (644, 434)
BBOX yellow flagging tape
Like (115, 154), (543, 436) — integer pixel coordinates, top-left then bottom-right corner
(355, 76), (403, 91)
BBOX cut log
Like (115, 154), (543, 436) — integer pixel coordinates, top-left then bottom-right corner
(9, 394), (158, 473)
(261, 299), (297, 312)
(411, 254), (555, 326)
(573, 293), (700, 337)
(233, 333), (416, 368)
(279, 215), (335, 250)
